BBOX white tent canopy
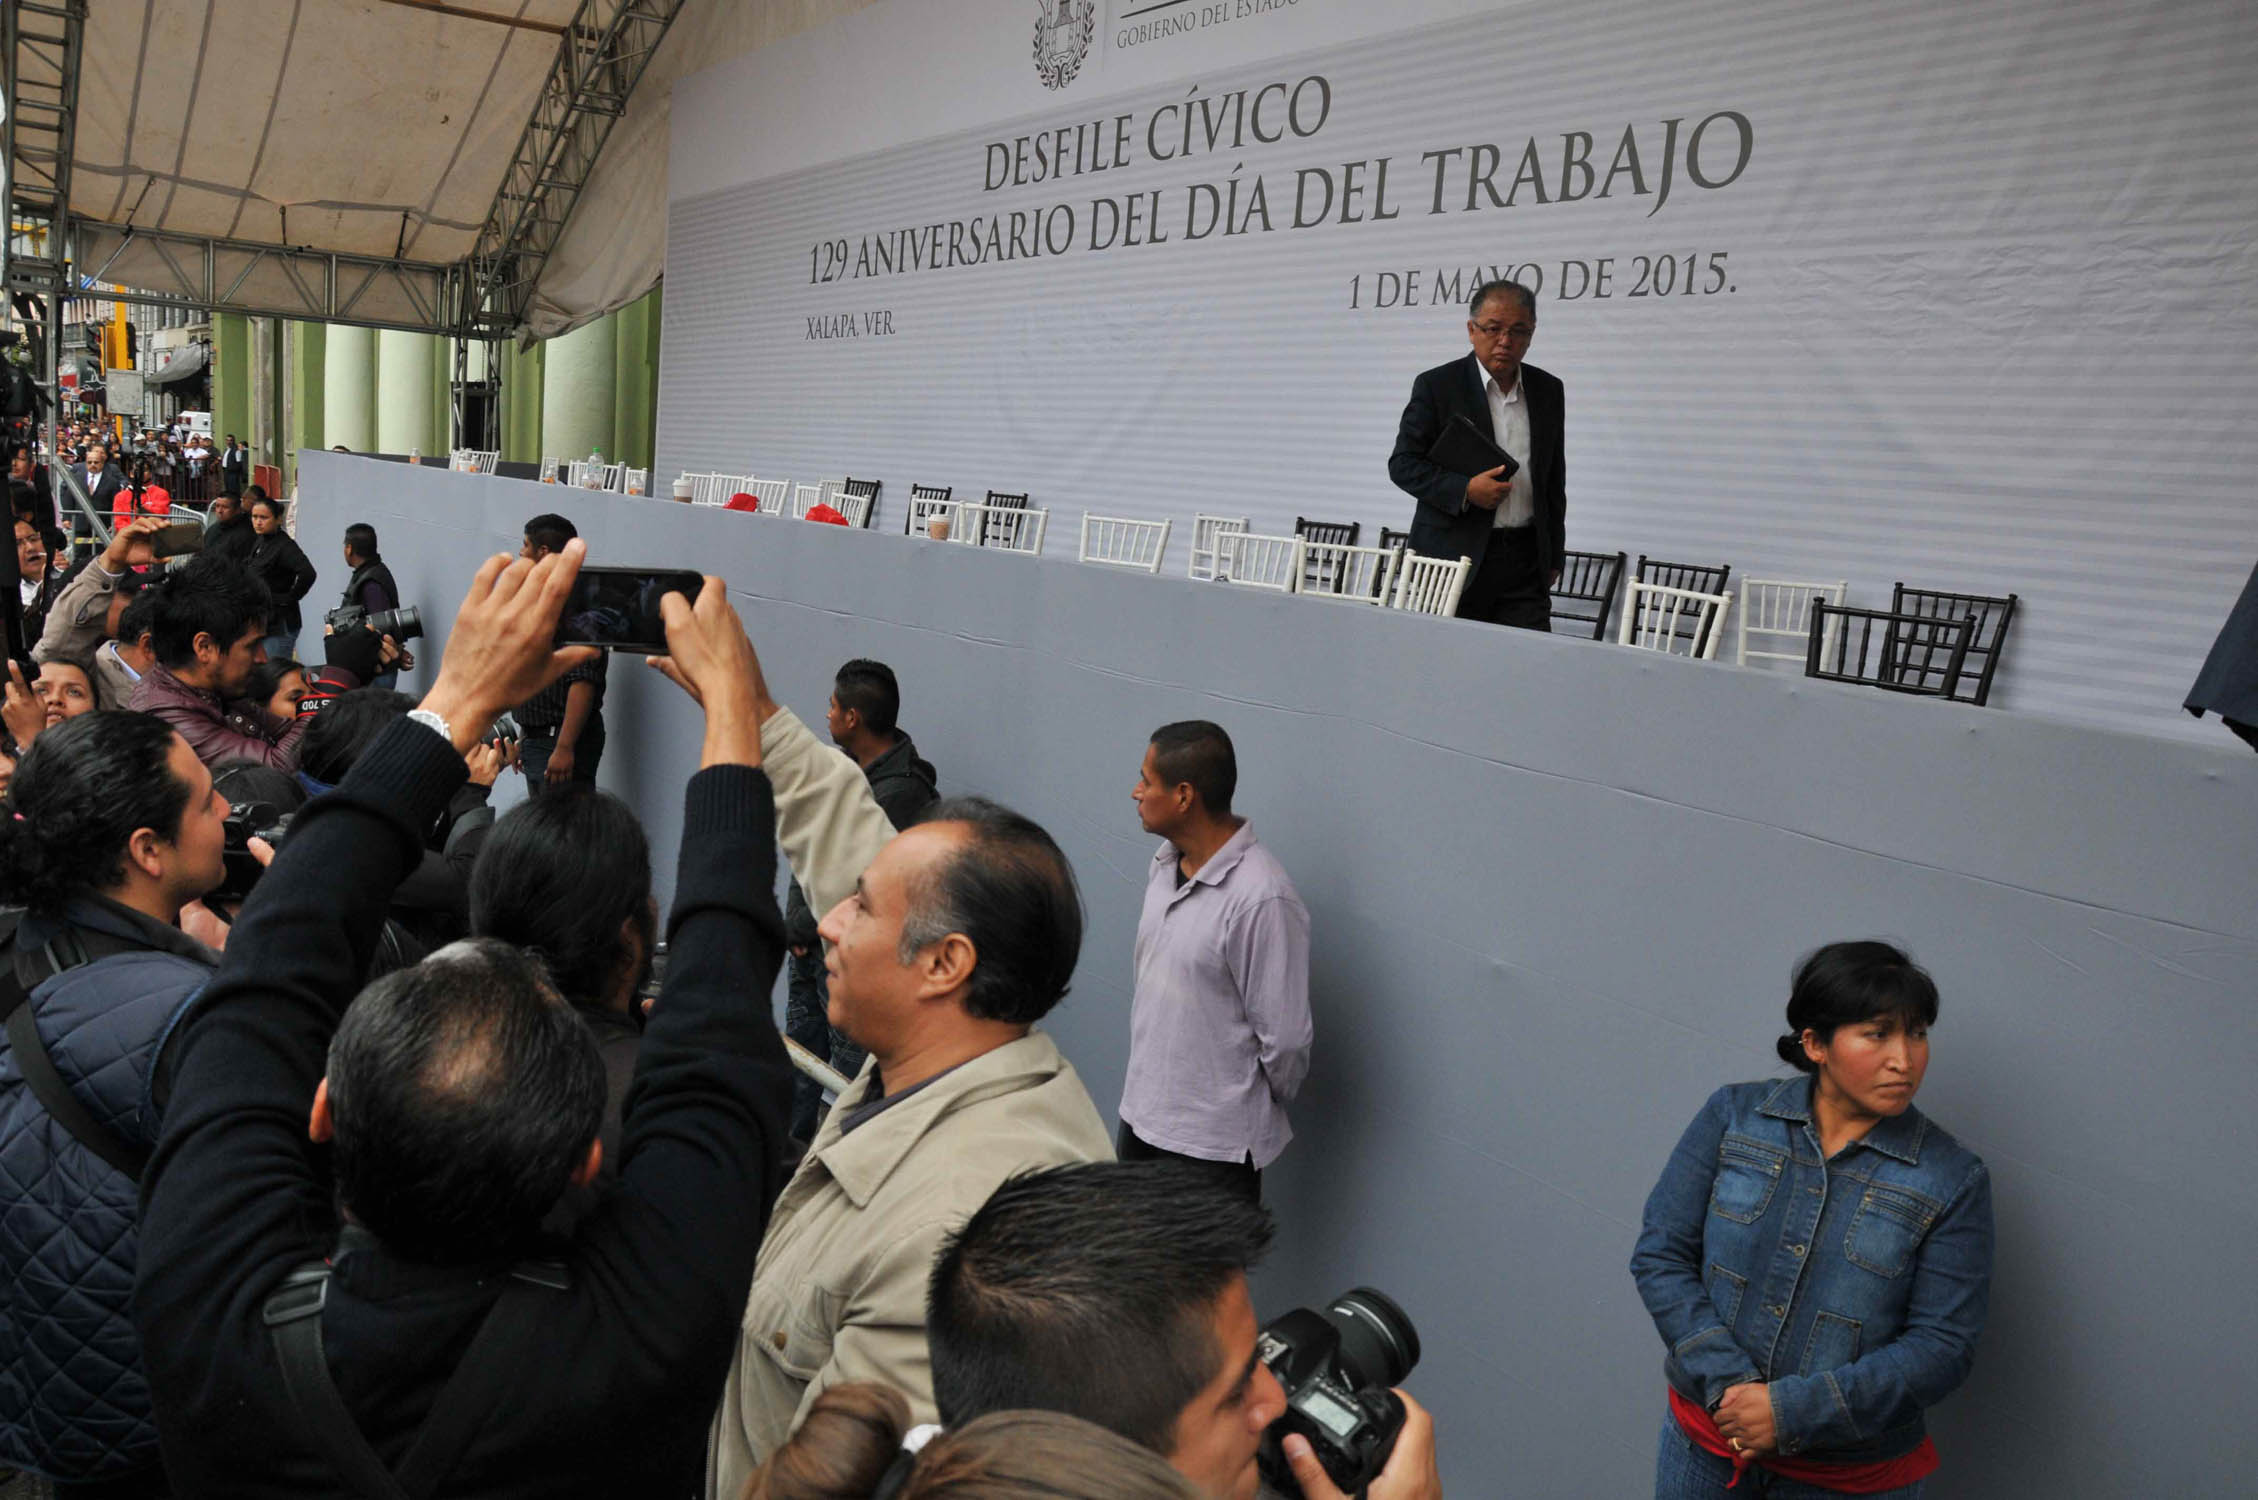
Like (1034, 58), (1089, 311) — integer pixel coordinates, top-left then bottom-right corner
(63, 0), (876, 340)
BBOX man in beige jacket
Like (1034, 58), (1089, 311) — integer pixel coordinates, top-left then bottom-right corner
(685, 638), (1114, 1500)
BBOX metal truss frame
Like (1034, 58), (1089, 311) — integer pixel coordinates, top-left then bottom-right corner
(75, 224), (461, 335)
(458, 0), (686, 344)
(4, 0), (87, 465)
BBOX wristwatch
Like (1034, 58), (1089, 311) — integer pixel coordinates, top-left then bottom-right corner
(406, 707), (453, 745)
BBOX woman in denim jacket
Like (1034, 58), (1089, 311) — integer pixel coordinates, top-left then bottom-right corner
(1631, 943), (1992, 1497)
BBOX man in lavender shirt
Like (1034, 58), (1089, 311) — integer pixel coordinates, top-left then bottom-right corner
(1119, 720), (1312, 1203)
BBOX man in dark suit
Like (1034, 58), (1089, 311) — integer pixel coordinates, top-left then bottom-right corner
(1388, 280), (1565, 630)
(67, 440), (124, 544)
(221, 434), (249, 497)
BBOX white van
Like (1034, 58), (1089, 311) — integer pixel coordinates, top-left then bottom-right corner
(178, 410), (213, 437)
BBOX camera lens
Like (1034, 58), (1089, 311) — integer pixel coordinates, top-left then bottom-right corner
(1323, 1288), (1420, 1390)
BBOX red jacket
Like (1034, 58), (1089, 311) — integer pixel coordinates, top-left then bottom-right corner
(128, 660), (320, 770)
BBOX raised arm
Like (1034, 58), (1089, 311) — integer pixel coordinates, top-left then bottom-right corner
(593, 580), (795, 1374)
(647, 630), (895, 927)
(135, 542), (600, 1371)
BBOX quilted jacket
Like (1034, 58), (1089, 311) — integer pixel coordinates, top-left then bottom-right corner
(0, 898), (214, 1481)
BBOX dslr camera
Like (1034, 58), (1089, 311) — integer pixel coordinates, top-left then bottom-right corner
(1255, 1288), (1421, 1494)
(324, 602), (424, 642)
(214, 803), (295, 903)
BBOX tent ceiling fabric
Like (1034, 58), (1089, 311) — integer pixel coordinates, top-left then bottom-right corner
(514, 0), (882, 340)
(67, 0), (875, 340)
(71, 0), (574, 274)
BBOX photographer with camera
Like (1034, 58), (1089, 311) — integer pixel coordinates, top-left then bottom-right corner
(338, 523), (404, 689)
(0, 711), (233, 1494)
(292, 686), (501, 946)
(130, 554), (323, 770)
(132, 546), (800, 1499)
(928, 1162), (1443, 1500)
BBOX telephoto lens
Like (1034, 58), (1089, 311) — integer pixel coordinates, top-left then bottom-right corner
(1324, 1288), (1421, 1390)
(368, 605), (423, 642)
(1255, 1287), (1421, 1493)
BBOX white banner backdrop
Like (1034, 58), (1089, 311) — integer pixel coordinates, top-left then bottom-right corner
(656, 0), (2258, 741)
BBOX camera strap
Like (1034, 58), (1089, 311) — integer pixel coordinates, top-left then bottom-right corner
(0, 916), (153, 1181)
(263, 1253), (572, 1500)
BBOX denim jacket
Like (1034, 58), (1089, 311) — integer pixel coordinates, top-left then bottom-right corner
(1630, 1078), (1992, 1462)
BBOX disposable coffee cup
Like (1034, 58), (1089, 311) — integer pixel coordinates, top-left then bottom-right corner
(672, 476), (695, 502)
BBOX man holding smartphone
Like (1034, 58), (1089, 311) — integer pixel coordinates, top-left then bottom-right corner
(515, 513), (606, 792)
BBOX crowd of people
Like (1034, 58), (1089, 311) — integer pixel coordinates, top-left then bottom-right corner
(0, 453), (1993, 1499)
(21, 417), (248, 521)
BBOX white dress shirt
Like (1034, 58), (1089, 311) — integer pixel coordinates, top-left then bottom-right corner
(1481, 366), (1536, 529)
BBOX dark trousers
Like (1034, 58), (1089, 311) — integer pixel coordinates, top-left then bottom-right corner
(519, 714), (605, 795)
(1117, 1121), (1262, 1204)
(1456, 523), (1552, 631)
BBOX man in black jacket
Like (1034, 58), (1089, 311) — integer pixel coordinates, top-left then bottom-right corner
(132, 543), (795, 1499)
(220, 436), (248, 499)
(1386, 279), (1567, 630)
(200, 489), (254, 563)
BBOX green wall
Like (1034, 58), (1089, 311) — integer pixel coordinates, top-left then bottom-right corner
(212, 312), (252, 445)
(274, 288), (660, 476)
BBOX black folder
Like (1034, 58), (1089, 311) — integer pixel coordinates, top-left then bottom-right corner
(1426, 413), (1519, 480)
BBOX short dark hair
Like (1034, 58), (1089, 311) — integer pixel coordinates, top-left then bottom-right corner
(524, 513), (578, 555)
(343, 523), (379, 560)
(899, 797), (1082, 1025)
(1148, 721), (1236, 816)
(0, 712), (193, 910)
(297, 688), (416, 786)
(1469, 278), (1537, 322)
(147, 555), (272, 669)
(244, 483), (269, 505)
(470, 788), (654, 1014)
(1775, 941), (1941, 1071)
(115, 586), (159, 649)
(247, 493), (284, 521)
(833, 658), (901, 737)
(929, 1162), (1276, 1448)
(326, 936), (607, 1263)
(210, 758), (309, 823)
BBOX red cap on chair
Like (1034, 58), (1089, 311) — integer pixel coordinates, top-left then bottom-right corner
(807, 503), (849, 526)
(724, 492), (760, 512)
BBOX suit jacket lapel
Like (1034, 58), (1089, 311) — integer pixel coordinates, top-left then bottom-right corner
(1463, 353), (1487, 418)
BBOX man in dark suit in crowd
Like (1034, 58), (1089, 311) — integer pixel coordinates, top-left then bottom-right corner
(1387, 279), (1566, 630)
(68, 440), (124, 543)
(221, 435), (249, 498)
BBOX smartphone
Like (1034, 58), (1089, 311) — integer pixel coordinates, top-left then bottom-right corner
(153, 520), (205, 559)
(555, 566), (703, 654)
